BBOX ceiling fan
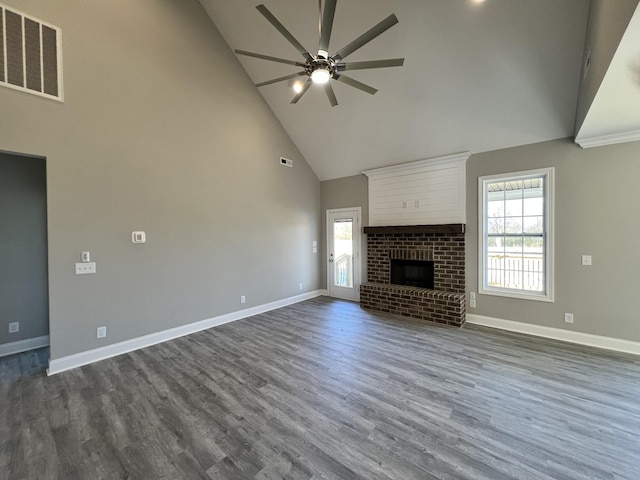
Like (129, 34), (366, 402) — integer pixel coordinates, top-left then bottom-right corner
(235, 0), (404, 106)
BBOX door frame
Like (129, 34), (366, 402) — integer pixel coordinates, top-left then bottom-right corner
(326, 207), (362, 301)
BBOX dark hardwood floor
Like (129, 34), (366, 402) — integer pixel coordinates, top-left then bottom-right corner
(2, 296), (640, 479)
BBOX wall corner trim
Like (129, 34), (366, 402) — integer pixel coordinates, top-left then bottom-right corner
(361, 151), (471, 178)
(575, 129), (640, 148)
(47, 290), (326, 375)
(0, 335), (50, 358)
(466, 314), (640, 356)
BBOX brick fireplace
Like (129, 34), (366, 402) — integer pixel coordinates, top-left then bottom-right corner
(360, 224), (466, 327)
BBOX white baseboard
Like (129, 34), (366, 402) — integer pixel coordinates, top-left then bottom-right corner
(48, 290), (326, 375)
(0, 335), (50, 357)
(466, 314), (640, 356)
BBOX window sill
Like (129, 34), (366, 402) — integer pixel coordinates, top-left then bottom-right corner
(479, 287), (554, 303)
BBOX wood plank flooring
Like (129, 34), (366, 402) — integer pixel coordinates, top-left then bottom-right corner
(2, 296), (640, 479)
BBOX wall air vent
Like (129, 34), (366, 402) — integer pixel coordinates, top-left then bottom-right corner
(280, 157), (293, 167)
(0, 3), (63, 101)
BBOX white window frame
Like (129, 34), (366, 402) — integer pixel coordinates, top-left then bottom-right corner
(478, 167), (555, 302)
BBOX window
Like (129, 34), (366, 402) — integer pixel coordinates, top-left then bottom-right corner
(479, 167), (554, 302)
(0, 3), (63, 101)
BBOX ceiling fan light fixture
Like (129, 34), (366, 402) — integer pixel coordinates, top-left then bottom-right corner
(289, 78), (305, 93)
(311, 67), (331, 84)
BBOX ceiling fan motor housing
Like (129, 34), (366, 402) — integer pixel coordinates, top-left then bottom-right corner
(307, 57), (335, 79)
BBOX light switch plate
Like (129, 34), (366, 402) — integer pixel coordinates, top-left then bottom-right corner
(132, 231), (146, 243)
(581, 255), (592, 266)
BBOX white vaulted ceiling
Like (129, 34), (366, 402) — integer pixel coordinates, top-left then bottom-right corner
(576, 2), (640, 147)
(199, 0), (591, 180)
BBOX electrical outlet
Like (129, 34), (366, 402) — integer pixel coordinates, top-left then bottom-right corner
(564, 313), (574, 324)
(240, 295), (246, 304)
(581, 255), (592, 266)
(299, 283), (303, 290)
(9, 322), (19, 333)
(469, 292), (476, 308)
(75, 262), (96, 274)
(97, 326), (107, 338)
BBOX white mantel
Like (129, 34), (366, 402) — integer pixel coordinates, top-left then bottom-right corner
(362, 152), (470, 227)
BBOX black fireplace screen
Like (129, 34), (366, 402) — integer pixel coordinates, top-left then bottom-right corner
(390, 259), (434, 289)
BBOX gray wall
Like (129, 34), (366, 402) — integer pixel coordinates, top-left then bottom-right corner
(467, 138), (640, 342)
(0, 0), (321, 360)
(575, 0), (640, 133)
(320, 174), (369, 289)
(0, 153), (49, 345)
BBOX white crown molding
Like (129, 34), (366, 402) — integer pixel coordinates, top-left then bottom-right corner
(47, 290), (326, 375)
(467, 314), (640, 356)
(575, 129), (640, 149)
(361, 151), (471, 178)
(0, 335), (49, 358)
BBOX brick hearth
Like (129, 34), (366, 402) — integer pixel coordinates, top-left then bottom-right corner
(360, 230), (466, 326)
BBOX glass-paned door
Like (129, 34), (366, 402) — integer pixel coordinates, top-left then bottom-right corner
(327, 208), (361, 301)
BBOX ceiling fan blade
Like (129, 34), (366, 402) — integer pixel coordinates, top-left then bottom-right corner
(290, 79), (313, 104)
(333, 14), (399, 62)
(319, 0), (338, 53)
(235, 49), (306, 67)
(255, 72), (306, 88)
(256, 4), (313, 62)
(336, 58), (404, 71)
(324, 82), (338, 107)
(334, 74), (378, 95)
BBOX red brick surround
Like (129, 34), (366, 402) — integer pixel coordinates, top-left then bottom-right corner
(360, 231), (466, 326)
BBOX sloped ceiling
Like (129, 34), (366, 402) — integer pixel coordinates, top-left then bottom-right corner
(200, 0), (590, 181)
(576, 1), (640, 146)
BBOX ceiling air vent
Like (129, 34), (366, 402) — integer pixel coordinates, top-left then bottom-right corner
(0, 3), (63, 100)
(280, 157), (293, 167)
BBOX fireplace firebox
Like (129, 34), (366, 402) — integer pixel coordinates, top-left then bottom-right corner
(390, 259), (434, 289)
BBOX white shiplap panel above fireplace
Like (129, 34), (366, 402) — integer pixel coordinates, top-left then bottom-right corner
(362, 152), (470, 227)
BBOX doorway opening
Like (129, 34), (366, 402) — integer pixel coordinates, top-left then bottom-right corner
(0, 151), (50, 357)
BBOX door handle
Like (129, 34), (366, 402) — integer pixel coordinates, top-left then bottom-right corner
(329, 259), (333, 262)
